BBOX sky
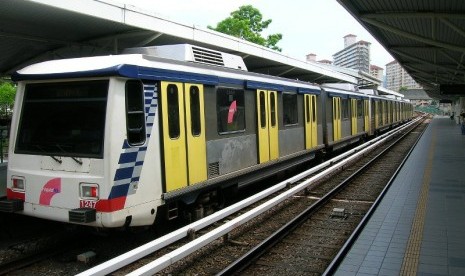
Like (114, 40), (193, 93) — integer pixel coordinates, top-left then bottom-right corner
(117, 0), (394, 68)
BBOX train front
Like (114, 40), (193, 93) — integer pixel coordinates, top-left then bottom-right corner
(0, 56), (161, 228)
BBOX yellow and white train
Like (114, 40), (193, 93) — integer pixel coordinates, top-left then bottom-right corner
(0, 44), (413, 228)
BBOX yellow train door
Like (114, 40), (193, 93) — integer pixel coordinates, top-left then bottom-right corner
(161, 82), (207, 192)
(351, 99), (357, 135)
(382, 101), (386, 125)
(257, 90), (279, 163)
(364, 99), (370, 133)
(311, 95), (317, 147)
(184, 84), (207, 184)
(304, 94), (317, 149)
(374, 101), (379, 129)
(386, 101), (389, 124)
(332, 97), (341, 141)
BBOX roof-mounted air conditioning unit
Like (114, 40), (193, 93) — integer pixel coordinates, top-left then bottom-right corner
(124, 44), (247, 71)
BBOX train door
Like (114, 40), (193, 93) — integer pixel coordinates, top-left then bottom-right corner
(374, 100), (379, 129)
(400, 103), (405, 121)
(257, 90), (279, 163)
(160, 82), (207, 192)
(364, 99), (370, 133)
(381, 101), (387, 126)
(332, 97), (341, 141)
(304, 94), (317, 149)
(387, 102), (392, 124)
(351, 98), (357, 135)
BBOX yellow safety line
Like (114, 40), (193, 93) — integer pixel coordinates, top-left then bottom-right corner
(400, 124), (436, 276)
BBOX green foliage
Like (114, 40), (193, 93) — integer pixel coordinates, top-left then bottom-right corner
(209, 5), (283, 52)
(0, 81), (16, 119)
(398, 86), (408, 92)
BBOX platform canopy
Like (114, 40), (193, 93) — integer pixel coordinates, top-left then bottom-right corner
(337, 0), (465, 100)
(0, 0), (368, 85)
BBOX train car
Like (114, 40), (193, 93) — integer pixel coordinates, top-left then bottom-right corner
(321, 84), (370, 151)
(361, 87), (413, 136)
(0, 44), (413, 228)
(0, 44), (328, 228)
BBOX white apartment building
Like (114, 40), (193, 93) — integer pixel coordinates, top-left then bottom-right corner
(386, 60), (422, 91)
(333, 34), (371, 73)
(370, 64), (384, 81)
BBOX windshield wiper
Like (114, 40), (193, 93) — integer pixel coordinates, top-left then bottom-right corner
(55, 144), (83, 165)
(34, 145), (62, 164)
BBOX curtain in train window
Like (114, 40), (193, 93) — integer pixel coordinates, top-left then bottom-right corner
(217, 88), (245, 133)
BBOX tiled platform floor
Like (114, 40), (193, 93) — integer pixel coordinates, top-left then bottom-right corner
(334, 116), (465, 276)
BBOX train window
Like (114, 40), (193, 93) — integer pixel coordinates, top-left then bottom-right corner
(312, 96), (317, 122)
(217, 88), (245, 134)
(341, 99), (349, 119)
(283, 93), (298, 125)
(357, 100), (363, 117)
(126, 80), (146, 146)
(259, 91), (266, 128)
(270, 92), (276, 127)
(16, 80), (108, 158)
(305, 95), (310, 123)
(190, 86), (201, 136)
(167, 84), (180, 139)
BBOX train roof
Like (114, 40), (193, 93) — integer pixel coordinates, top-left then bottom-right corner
(13, 44), (410, 102)
(13, 49), (324, 94)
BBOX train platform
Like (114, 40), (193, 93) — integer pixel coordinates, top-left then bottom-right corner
(334, 116), (465, 276)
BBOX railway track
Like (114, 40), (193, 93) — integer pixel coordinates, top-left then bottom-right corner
(75, 116), (427, 276)
(3, 118), (425, 276)
(0, 216), (75, 275)
(218, 117), (430, 275)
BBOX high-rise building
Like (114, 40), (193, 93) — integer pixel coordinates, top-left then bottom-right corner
(370, 64), (384, 81)
(385, 60), (422, 92)
(305, 53), (333, 65)
(333, 34), (371, 73)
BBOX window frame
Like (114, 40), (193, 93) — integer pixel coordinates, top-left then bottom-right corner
(282, 92), (299, 126)
(15, 80), (109, 158)
(216, 87), (246, 135)
(125, 80), (147, 146)
(189, 85), (201, 137)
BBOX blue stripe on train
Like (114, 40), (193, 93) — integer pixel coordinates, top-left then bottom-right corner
(118, 151), (138, 164)
(108, 183), (130, 199)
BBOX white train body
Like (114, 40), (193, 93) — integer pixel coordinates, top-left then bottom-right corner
(7, 76), (163, 227)
(0, 45), (413, 228)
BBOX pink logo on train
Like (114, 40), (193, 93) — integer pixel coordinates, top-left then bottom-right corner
(39, 178), (61, 205)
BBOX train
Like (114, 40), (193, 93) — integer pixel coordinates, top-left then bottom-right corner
(0, 44), (413, 228)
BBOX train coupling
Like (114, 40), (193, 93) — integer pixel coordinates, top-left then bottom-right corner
(0, 198), (24, 212)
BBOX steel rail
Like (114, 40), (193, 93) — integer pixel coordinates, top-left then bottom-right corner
(322, 116), (428, 275)
(78, 118), (421, 276)
(217, 115), (426, 275)
(123, 118), (421, 276)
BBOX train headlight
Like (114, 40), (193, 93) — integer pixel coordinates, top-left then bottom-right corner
(12, 176), (25, 191)
(80, 183), (99, 199)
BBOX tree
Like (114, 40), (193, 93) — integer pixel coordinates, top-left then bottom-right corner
(398, 86), (408, 93)
(209, 5), (283, 52)
(0, 81), (16, 119)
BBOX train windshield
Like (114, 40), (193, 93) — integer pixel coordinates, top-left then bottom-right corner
(15, 80), (109, 159)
